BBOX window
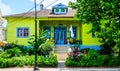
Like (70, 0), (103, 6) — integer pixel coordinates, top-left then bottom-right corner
(43, 26), (51, 38)
(17, 28), (29, 38)
(55, 9), (59, 12)
(92, 24), (96, 38)
(54, 8), (66, 14)
(92, 31), (96, 38)
(61, 9), (65, 12)
(70, 26), (77, 38)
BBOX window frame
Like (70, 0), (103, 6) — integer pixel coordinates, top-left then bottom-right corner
(17, 27), (30, 38)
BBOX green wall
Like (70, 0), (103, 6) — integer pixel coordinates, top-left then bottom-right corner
(6, 17), (37, 45)
(6, 17), (100, 45)
(39, 20), (81, 40)
(82, 24), (101, 45)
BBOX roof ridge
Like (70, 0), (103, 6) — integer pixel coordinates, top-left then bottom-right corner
(4, 9), (76, 18)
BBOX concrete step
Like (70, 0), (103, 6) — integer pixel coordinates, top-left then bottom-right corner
(55, 46), (68, 53)
(55, 46), (69, 60)
(57, 53), (68, 60)
(57, 61), (65, 68)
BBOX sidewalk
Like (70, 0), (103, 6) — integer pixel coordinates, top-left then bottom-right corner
(0, 67), (120, 71)
(0, 61), (120, 71)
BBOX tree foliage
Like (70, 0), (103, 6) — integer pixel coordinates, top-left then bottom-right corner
(69, 0), (120, 56)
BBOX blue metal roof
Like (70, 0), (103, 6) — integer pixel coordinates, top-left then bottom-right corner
(53, 3), (68, 8)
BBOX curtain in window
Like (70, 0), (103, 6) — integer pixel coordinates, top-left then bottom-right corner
(24, 29), (29, 37)
(18, 29), (22, 37)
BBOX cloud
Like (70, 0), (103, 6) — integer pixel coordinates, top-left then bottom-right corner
(30, 0), (76, 9)
(0, 0), (12, 16)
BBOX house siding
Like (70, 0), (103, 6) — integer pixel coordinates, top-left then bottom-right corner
(39, 19), (81, 40)
(82, 24), (101, 45)
(6, 17), (101, 46)
(6, 17), (38, 45)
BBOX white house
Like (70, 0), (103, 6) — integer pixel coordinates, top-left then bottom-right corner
(0, 10), (7, 41)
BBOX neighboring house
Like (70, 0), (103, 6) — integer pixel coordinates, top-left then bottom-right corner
(4, 3), (101, 49)
(0, 10), (7, 41)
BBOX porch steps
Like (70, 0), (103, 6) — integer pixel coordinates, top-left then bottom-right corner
(55, 46), (68, 60)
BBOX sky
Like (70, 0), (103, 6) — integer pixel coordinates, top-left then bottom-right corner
(0, 0), (76, 16)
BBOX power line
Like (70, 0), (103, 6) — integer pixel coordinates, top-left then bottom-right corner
(7, 0), (59, 25)
(8, 0), (44, 24)
(44, 0), (58, 9)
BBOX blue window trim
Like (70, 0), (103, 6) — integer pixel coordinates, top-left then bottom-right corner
(16, 27), (30, 38)
(70, 26), (77, 38)
(43, 26), (51, 38)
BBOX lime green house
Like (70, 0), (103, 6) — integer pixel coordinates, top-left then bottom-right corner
(5, 3), (101, 49)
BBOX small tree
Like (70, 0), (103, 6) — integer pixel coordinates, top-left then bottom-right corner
(28, 30), (49, 55)
(40, 39), (55, 56)
(69, 0), (120, 56)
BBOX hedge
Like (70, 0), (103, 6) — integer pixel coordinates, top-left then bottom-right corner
(0, 55), (58, 68)
(65, 49), (120, 67)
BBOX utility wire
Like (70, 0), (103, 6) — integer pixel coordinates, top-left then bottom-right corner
(8, 0), (44, 24)
(7, 0), (59, 26)
(44, 0), (58, 9)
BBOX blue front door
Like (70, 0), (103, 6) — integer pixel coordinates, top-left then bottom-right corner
(54, 27), (66, 44)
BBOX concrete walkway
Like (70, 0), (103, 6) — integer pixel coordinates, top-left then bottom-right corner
(0, 61), (120, 71)
(0, 67), (120, 71)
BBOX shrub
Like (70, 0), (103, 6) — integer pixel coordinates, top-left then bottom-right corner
(11, 57), (25, 67)
(0, 52), (11, 58)
(40, 39), (55, 55)
(80, 48), (90, 53)
(96, 55), (110, 67)
(38, 53), (58, 67)
(108, 56), (120, 67)
(2, 43), (17, 50)
(65, 49), (120, 67)
(2, 43), (24, 51)
(65, 57), (77, 67)
(6, 48), (22, 57)
(0, 53), (58, 68)
(26, 56), (34, 66)
(21, 46), (34, 55)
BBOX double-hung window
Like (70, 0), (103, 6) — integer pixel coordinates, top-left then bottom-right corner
(17, 28), (29, 38)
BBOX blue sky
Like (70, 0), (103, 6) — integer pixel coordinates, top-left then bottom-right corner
(0, 0), (76, 16)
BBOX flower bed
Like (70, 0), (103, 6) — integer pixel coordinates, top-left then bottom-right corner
(0, 47), (58, 68)
(65, 49), (120, 67)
